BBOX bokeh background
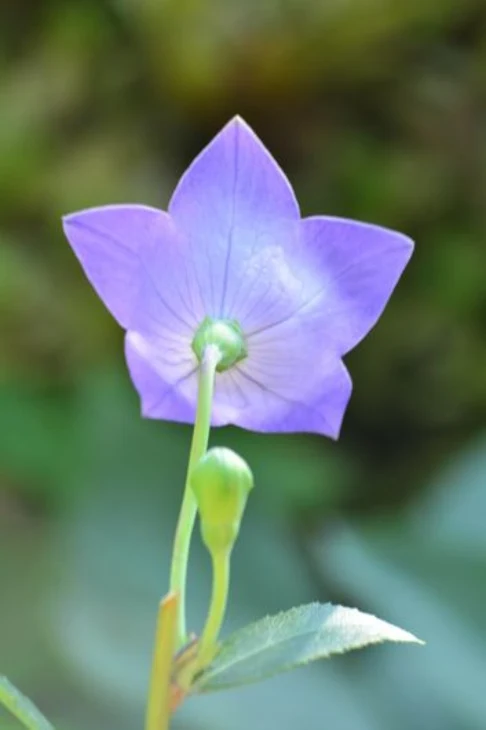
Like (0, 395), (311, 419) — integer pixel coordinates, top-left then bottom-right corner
(1, 1), (486, 729)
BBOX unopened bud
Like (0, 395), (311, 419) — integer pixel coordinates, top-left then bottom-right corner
(191, 447), (254, 553)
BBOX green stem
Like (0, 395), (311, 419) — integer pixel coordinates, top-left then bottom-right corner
(169, 345), (221, 648)
(196, 550), (231, 669)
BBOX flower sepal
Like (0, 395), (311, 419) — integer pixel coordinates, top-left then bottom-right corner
(192, 317), (247, 373)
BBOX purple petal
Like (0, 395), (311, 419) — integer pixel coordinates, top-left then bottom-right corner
(63, 205), (187, 330)
(169, 116), (300, 320)
(242, 216), (413, 356)
(228, 333), (353, 438)
(231, 359), (352, 437)
(125, 332), (197, 422)
(124, 255), (198, 408)
(126, 316), (352, 437)
(300, 216), (414, 355)
(125, 332), (240, 427)
(63, 120), (413, 438)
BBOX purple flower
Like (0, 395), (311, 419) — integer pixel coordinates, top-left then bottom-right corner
(62, 117), (413, 438)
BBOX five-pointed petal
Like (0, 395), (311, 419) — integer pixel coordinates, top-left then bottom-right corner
(62, 117), (413, 438)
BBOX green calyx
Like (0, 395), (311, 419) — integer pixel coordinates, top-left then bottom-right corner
(192, 317), (247, 373)
(191, 447), (254, 554)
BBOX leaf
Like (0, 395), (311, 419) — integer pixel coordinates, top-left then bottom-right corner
(194, 602), (423, 692)
(0, 677), (54, 730)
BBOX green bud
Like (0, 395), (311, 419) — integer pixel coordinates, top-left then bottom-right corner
(192, 317), (247, 372)
(191, 447), (254, 554)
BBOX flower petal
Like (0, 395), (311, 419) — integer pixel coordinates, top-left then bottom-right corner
(301, 216), (414, 354)
(169, 116), (300, 319)
(247, 216), (413, 356)
(125, 329), (240, 426)
(227, 344), (352, 438)
(125, 323), (351, 437)
(125, 282), (353, 437)
(63, 204), (189, 330)
(125, 331), (197, 422)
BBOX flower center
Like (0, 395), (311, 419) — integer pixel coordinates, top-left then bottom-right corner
(192, 316), (247, 372)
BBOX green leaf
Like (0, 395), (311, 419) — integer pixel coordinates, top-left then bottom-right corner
(194, 602), (423, 692)
(0, 677), (54, 730)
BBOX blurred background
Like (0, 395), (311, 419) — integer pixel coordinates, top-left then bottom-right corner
(1, 1), (486, 729)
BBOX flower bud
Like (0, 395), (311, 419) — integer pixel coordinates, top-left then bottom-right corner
(192, 316), (247, 372)
(191, 447), (254, 554)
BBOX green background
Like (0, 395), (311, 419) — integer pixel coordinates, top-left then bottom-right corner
(1, 2), (486, 729)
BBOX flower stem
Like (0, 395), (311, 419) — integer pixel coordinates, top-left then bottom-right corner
(169, 345), (221, 649)
(145, 592), (178, 730)
(196, 550), (231, 670)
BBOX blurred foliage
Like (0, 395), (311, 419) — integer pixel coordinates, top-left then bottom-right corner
(1, 1), (486, 729)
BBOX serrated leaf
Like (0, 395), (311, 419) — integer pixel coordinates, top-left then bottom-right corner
(195, 603), (423, 692)
(0, 677), (55, 730)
